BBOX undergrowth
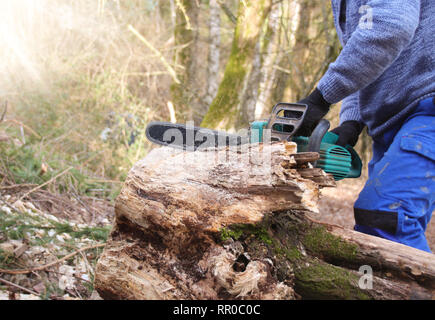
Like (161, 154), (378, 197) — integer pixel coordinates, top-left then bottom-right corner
(0, 1), (177, 199)
(0, 207), (111, 250)
(0, 205), (109, 299)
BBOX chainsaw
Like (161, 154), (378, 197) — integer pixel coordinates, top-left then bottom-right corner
(145, 103), (362, 181)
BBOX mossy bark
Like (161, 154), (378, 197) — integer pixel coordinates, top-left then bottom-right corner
(201, 0), (273, 131)
(218, 211), (368, 300)
(219, 210), (435, 300)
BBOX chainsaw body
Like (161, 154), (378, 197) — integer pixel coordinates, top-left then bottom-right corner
(293, 132), (362, 181)
(250, 103), (362, 181)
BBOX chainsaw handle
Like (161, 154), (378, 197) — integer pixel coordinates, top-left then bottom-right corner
(308, 119), (330, 165)
(324, 131), (363, 179)
(346, 144), (363, 178)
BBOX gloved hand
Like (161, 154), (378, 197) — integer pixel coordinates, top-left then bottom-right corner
(330, 120), (365, 147)
(295, 88), (331, 137)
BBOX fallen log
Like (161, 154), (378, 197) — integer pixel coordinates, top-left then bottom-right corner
(94, 141), (435, 300)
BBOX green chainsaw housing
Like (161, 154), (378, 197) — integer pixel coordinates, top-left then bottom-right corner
(250, 120), (362, 181)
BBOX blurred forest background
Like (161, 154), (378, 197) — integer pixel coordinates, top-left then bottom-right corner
(0, 0), (373, 200)
(0, 0), (433, 300)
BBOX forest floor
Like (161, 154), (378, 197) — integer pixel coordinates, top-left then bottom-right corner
(0, 187), (113, 300)
(0, 175), (434, 300)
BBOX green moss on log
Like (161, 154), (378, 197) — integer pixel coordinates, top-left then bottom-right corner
(200, 40), (252, 130)
(303, 226), (359, 262)
(294, 260), (372, 300)
(274, 245), (302, 263)
(217, 211), (373, 300)
(220, 224), (273, 245)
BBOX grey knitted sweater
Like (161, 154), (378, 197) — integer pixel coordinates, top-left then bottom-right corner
(318, 0), (435, 137)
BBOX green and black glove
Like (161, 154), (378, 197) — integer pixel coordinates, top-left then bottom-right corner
(330, 120), (365, 147)
(295, 88), (331, 137)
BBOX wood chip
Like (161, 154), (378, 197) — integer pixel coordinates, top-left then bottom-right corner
(13, 244), (29, 258)
(292, 152), (319, 164)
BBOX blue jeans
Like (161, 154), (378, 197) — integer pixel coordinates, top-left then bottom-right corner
(354, 97), (435, 253)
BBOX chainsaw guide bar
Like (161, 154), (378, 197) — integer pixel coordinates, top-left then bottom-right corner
(145, 121), (249, 151)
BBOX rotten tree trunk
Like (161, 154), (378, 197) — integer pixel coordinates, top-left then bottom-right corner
(95, 142), (435, 300)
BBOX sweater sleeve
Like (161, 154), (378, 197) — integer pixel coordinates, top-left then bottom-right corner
(339, 92), (362, 124)
(318, 0), (421, 104)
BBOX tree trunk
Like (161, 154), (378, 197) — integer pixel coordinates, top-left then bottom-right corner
(237, 1), (282, 127)
(254, 2), (282, 120)
(94, 142), (435, 300)
(170, 0), (201, 123)
(284, 0), (316, 101)
(236, 40), (261, 128)
(270, 0), (302, 104)
(200, 0), (273, 131)
(203, 0), (221, 112)
(272, 0), (339, 103)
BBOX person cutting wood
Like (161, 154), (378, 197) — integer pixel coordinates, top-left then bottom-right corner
(296, 0), (435, 252)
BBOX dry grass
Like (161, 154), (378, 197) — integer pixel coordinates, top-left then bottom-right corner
(0, 0), (180, 182)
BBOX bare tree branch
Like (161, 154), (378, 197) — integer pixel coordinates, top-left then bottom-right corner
(217, 0), (237, 24)
(0, 101), (7, 123)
